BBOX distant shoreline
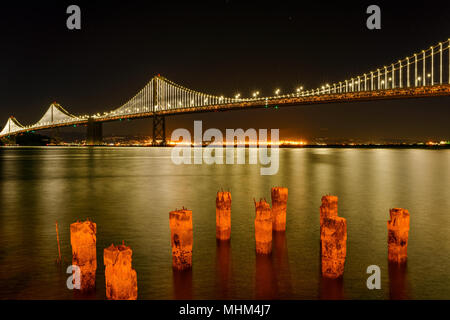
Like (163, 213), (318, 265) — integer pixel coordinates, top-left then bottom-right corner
(2, 144), (450, 149)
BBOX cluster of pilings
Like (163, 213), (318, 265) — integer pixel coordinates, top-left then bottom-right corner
(67, 189), (411, 299)
(69, 220), (138, 300)
(168, 189), (411, 281)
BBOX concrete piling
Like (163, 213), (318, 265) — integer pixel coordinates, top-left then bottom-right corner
(320, 216), (347, 279)
(254, 199), (272, 255)
(70, 220), (97, 291)
(320, 195), (338, 233)
(169, 208), (193, 270)
(216, 191), (232, 241)
(388, 208), (410, 263)
(104, 243), (138, 300)
(271, 187), (288, 232)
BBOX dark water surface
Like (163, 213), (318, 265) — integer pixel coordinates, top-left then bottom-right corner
(1, 147), (450, 300)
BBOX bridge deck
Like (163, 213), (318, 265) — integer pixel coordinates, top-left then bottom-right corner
(1, 84), (450, 138)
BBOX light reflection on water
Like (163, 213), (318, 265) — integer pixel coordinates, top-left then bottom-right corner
(0, 147), (449, 299)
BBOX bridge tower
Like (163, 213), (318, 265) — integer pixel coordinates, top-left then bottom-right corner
(51, 127), (62, 145)
(86, 118), (103, 145)
(152, 75), (166, 146)
(152, 115), (166, 146)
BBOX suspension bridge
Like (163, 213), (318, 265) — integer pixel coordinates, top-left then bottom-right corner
(1, 39), (450, 145)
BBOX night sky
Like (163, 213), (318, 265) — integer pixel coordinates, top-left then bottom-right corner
(1, 0), (450, 143)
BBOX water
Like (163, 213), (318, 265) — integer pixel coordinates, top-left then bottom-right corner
(1, 147), (450, 300)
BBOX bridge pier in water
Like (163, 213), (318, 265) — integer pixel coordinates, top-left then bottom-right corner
(51, 127), (61, 144)
(86, 118), (103, 145)
(152, 115), (166, 146)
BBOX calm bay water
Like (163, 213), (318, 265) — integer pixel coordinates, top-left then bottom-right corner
(1, 147), (450, 300)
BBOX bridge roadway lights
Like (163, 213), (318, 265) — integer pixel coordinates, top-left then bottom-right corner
(152, 115), (166, 146)
(86, 118), (103, 146)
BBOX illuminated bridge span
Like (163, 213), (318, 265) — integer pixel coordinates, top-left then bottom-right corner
(2, 39), (450, 145)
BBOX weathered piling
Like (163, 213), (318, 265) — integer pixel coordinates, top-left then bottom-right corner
(70, 220), (97, 290)
(271, 187), (288, 232)
(254, 199), (272, 255)
(320, 216), (347, 279)
(320, 195), (338, 232)
(169, 208), (193, 270)
(104, 243), (138, 300)
(388, 208), (410, 263)
(216, 191), (232, 241)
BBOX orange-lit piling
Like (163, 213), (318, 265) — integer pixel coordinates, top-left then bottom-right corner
(388, 208), (410, 263)
(169, 208), (193, 270)
(70, 220), (97, 290)
(271, 187), (288, 232)
(320, 195), (338, 232)
(104, 243), (138, 300)
(216, 191), (232, 241)
(320, 216), (347, 279)
(254, 199), (272, 255)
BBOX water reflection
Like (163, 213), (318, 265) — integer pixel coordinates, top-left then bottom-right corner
(255, 232), (292, 299)
(215, 240), (232, 298)
(319, 277), (344, 300)
(172, 269), (193, 300)
(1, 147), (450, 299)
(388, 261), (409, 300)
(255, 252), (277, 299)
(272, 232), (292, 298)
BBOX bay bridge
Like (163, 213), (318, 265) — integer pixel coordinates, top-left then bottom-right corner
(1, 39), (450, 145)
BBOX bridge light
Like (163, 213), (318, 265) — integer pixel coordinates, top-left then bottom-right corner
(252, 91), (259, 98)
(235, 94), (241, 99)
(275, 89), (280, 95)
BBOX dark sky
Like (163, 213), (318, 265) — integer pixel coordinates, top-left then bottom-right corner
(1, 0), (450, 142)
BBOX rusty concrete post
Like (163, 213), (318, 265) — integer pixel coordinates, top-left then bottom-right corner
(70, 220), (97, 291)
(320, 195), (338, 233)
(320, 216), (347, 279)
(104, 243), (138, 300)
(169, 208), (193, 270)
(216, 191), (232, 241)
(271, 187), (288, 232)
(254, 199), (272, 255)
(388, 208), (410, 263)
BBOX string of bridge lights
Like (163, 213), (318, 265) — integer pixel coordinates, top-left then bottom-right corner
(101, 38), (450, 117)
(1, 39), (450, 136)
